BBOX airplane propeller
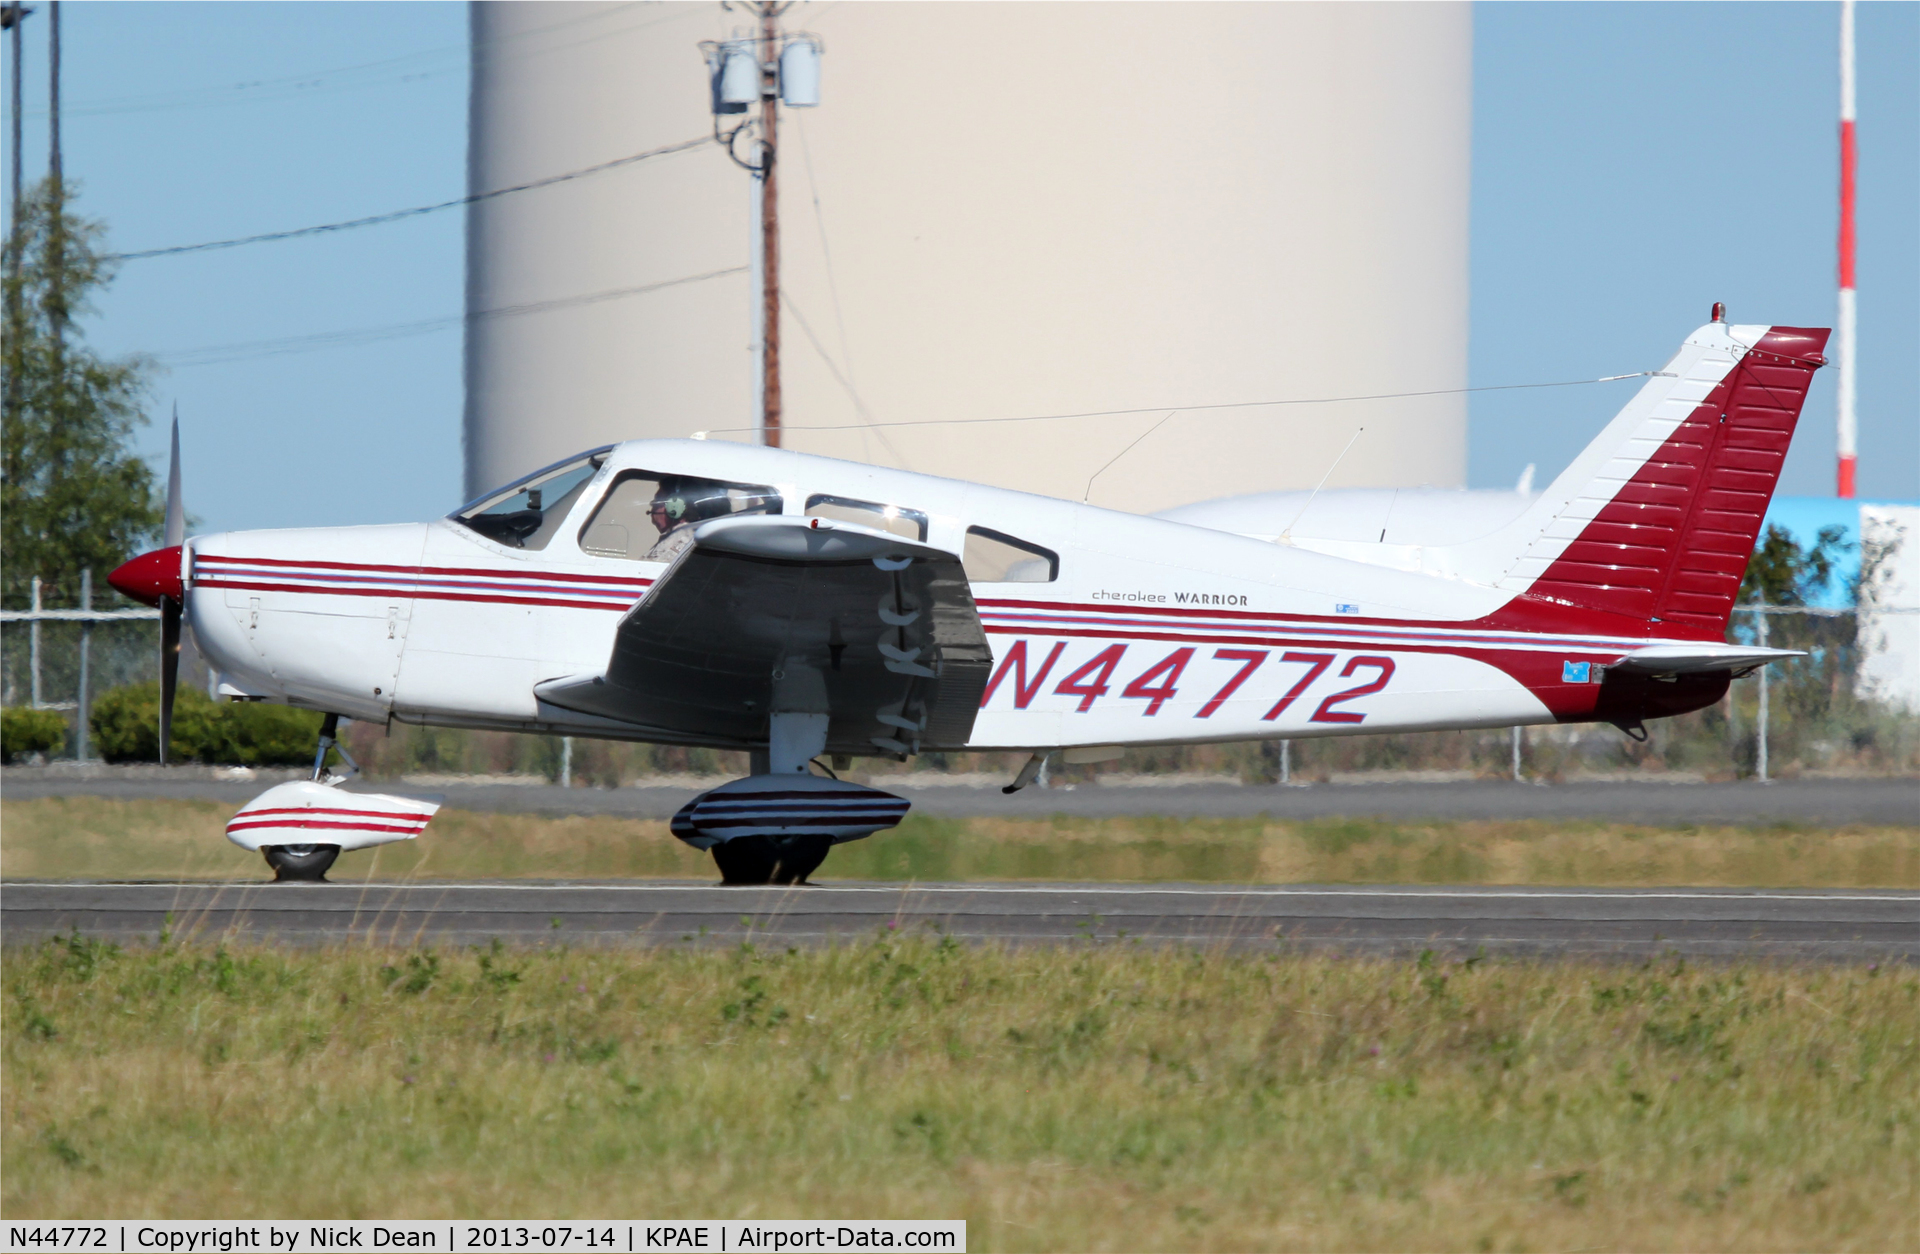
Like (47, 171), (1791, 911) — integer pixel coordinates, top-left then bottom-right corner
(107, 410), (190, 765)
(158, 413), (186, 765)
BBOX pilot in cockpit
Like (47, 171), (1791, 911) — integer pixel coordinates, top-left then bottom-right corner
(644, 479), (735, 563)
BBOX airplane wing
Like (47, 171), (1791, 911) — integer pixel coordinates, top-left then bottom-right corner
(535, 515), (992, 754)
(1611, 644), (1806, 676)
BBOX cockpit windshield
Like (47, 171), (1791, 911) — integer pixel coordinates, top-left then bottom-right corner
(452, 447), (614, 550)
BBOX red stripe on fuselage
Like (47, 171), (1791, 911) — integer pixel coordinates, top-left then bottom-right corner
(195, 554), (652, 586)
(192, 556), (650, 611)
(979, 597), (1655, 653)
(199, 564), (644, 595)
(195, 577), (636, 612)
(977, 626), (1616, 721)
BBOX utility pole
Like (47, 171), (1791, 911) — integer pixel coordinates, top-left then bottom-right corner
(45, 0), (61, 349)
(1754, 601), (1771, 783)
(3, 1), (31, 402)
(76, 568), (91, 761)
(755, 3), (782, 446)
(703, 6), (819, 449)
(4, 2), (29, 221)
(46, 0), (57, 188)
(1835, 0), (1858, 498)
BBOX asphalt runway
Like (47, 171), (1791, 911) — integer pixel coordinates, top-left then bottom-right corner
(4, 772), (1915, 824)
(3, 880), (1912, 961)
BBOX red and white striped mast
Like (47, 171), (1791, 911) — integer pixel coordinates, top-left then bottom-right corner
(1836, 0), (1858, 498)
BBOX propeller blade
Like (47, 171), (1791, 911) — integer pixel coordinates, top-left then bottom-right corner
(159, 594), (181, 765)
(158, 408), (185, 762)
(163, 408), (185, 548)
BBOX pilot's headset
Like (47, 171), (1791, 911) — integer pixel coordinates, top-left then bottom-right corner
(655, 480), (734, 529)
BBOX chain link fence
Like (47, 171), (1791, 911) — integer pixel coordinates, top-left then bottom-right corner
(4, 583), (1915, 780)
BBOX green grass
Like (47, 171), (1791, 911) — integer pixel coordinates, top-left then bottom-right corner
(4, 798), (1919, 888)
(4, 937), (1915, 1250)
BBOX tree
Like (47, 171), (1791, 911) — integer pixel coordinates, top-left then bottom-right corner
(1739, 523), (1851, 607)
(2, 178), (163, 609)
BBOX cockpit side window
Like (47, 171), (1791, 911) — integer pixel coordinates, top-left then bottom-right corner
(578, 471), (782, 562)
(963, 526), (1058, 583)
(452, 448), (613, 550)
(804, 494), (928, 541)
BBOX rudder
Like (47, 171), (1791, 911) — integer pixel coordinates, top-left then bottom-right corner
(1469, 319), (1828, 640)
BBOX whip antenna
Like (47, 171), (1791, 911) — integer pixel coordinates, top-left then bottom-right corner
(1279, 426), (1365, 543)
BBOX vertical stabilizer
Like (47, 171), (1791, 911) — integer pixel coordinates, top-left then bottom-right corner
(1458, 320), (1828, 640)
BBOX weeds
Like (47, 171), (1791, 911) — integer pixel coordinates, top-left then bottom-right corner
(4, 936), (1914, 1250)
(382, 953), (440, 996)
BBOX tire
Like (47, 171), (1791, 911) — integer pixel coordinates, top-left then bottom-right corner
(711, 837), (778, 884)
(263, 844), (341, 883)
(770, 835), (831, 885)
(712, 835), (832, 886)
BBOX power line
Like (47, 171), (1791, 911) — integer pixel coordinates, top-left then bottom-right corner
(109, 135), (712, 261)
(794, 112), (857, 397)
(692, 372), (1663, 438)
(24, 2), (666, 118)
(780, 290), (910, 470)
(155, 266), (746, 367)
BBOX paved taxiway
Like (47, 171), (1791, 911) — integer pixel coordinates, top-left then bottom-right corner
(3, 881), (1912, 961)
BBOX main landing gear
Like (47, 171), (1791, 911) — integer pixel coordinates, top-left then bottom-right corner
(711, 835), (834, 886)
(671, 712), (911, 886)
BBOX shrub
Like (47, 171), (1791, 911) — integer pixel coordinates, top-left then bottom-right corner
(88, 682), (189, 762)
(211, 701), (329, 766)
(1, 706), (69, 762)
(88, 683), (323, 766)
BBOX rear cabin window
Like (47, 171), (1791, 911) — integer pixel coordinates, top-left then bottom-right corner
(578, 471), (782, 562)
(453, 448), (611, 550)
(963, 526), (1057, 583)
(805, 494), (928, 541)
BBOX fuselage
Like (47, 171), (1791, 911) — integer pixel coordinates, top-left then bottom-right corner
(181, 438), (1723, 753)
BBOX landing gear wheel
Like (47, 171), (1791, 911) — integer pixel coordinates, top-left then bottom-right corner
(263, 844), (341, 883)
(770, 835), (831, 884)
(712, 835), (832, 886)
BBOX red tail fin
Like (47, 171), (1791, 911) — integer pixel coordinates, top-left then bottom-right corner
(1482, 323), (1829, 640)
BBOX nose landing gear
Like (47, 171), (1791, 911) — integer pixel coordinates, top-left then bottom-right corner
(263, 843), (340, 883)
(256, 712), (358, 881)
(225, 714), (441, 882)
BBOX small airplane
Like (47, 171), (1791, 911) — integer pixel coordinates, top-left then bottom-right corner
(110, 310), (1826, 884)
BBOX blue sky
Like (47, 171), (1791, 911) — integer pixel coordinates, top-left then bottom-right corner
(1471, 1), (1917, 504)
(6, 1), (1915, 535)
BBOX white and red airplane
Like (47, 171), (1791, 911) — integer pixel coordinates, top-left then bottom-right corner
(109, 311), (1826, 883)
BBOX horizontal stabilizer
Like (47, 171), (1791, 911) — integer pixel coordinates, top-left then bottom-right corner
(1611, 644), (1804, 676)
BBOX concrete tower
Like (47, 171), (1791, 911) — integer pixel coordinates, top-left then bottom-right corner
(464, 2), (1471, 515)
